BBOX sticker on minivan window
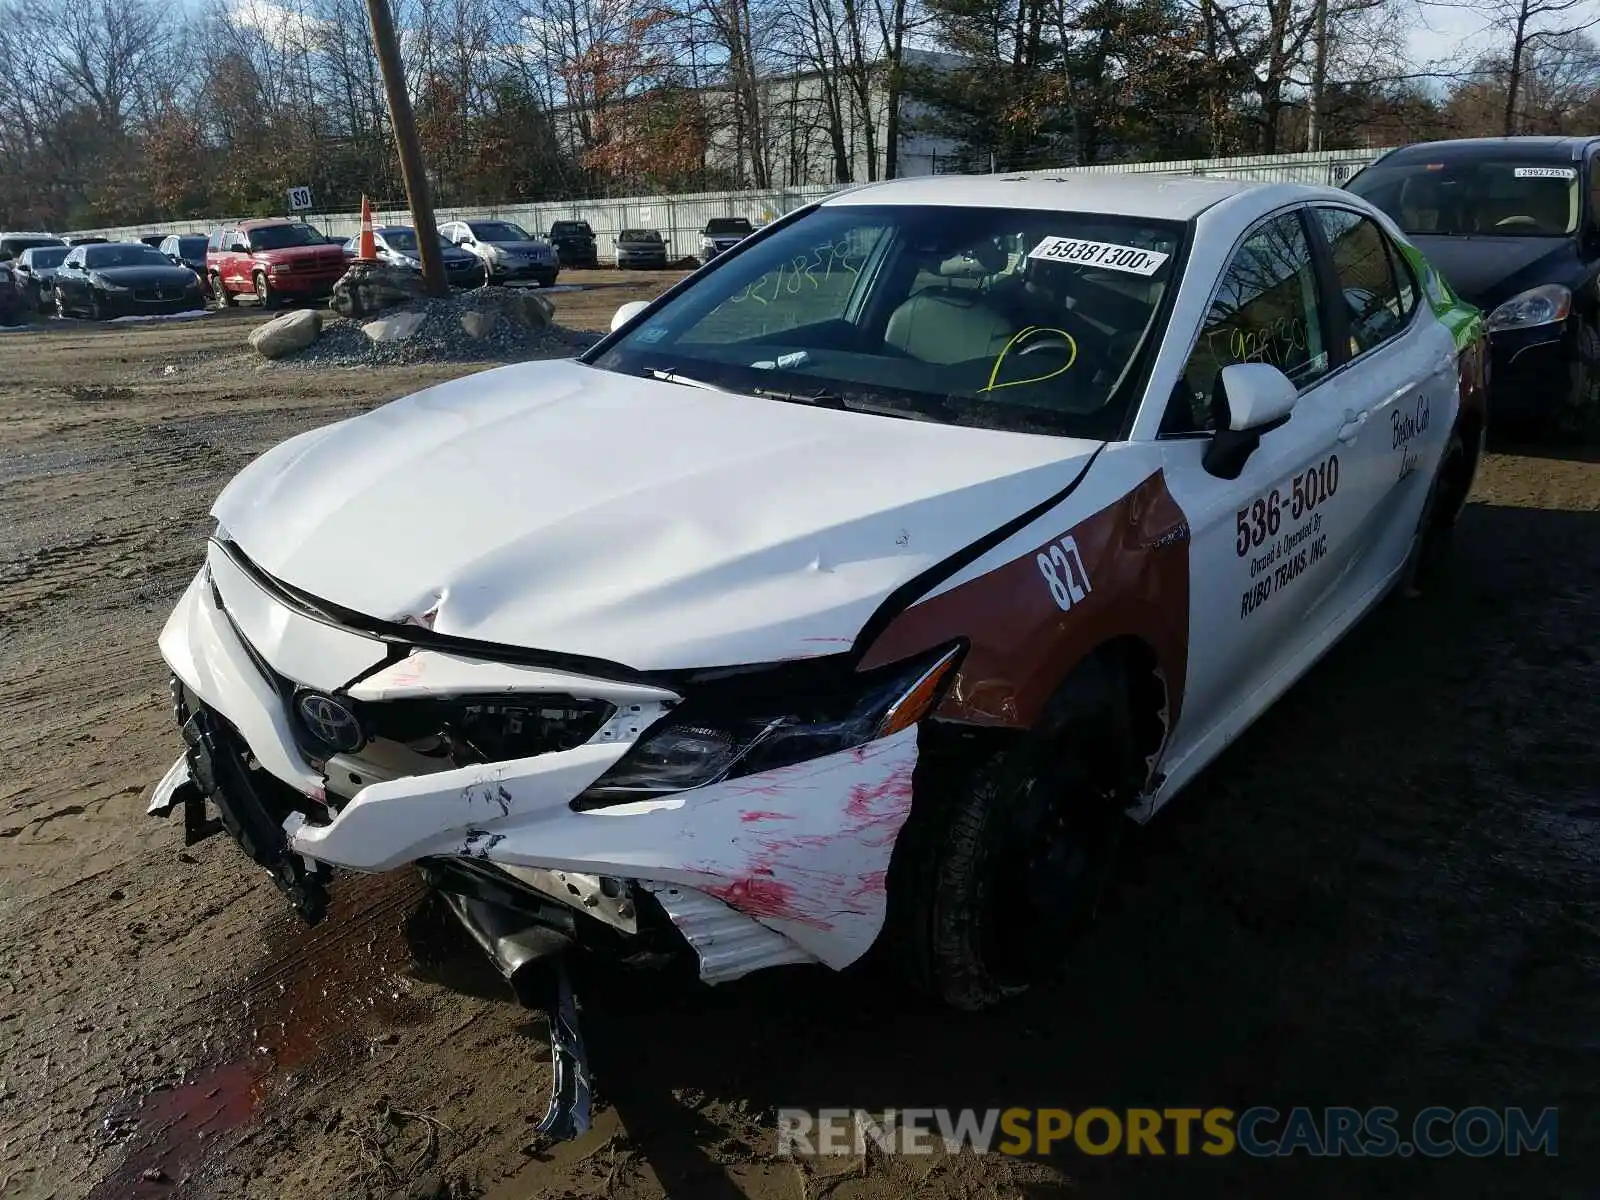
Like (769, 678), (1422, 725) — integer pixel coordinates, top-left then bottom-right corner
(1513, 166), (1577, 179)
(1028, 236), (1169, 276)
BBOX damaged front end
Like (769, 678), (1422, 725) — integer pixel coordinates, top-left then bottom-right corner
(150, 536), (962, 1134)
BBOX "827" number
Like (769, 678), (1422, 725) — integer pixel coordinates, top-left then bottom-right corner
(1037, 535), (1092, 611)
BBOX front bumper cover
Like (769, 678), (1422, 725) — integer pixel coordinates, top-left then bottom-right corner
(153, 554), (921, 980)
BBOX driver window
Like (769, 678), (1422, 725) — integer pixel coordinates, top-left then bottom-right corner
(1168, 211), (1328, 434)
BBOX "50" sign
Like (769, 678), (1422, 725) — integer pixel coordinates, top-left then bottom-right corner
(287, 186), (313, 211)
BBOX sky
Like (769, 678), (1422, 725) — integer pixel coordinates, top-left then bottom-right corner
(1407, 0), (1600, 70)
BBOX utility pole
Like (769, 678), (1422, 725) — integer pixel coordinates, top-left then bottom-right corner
(1307, 0), (1329, 153)
(363, 0), (448, 297)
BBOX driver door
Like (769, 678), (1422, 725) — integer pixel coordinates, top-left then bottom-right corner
(1156, 208), (1356, 766)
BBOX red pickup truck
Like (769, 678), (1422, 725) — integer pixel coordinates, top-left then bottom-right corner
(206, 218), (348, 307)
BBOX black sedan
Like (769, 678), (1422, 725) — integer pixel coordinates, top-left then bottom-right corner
(13, 244), (69, 309)
(1348, 135), (1600, 435)
(53, 241), (207, 320)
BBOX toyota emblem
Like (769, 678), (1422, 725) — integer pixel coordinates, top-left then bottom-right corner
(295, 691), (366, 753)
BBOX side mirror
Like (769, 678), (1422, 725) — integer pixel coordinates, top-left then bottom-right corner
(610, 300), (651, 332)
(1203, 363), (1297, 480)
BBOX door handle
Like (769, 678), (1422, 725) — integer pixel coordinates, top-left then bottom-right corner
(1337, 409), (1369, 442)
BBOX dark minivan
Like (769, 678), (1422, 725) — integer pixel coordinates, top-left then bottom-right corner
(1347, 135), (1600, 434)
(548, 220), (598, 268)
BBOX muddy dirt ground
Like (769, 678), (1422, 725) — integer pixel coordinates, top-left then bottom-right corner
(2, 270), (1597, 1200)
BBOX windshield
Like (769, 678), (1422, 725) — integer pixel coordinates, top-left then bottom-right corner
(248, 223), (325, 251)
(473, 221), (532, 242)
(380, 229), (419, 252)
(1349, 158), (1580, 237)
(176, 237), (208, 257)
(85, 244), (172, 268)
(591, 204), (1181, 439)
(706, 218), (752, 235)
(553, 222), (591, 235)
(620, 230), (659, 241)
(27, 247), (68, 268)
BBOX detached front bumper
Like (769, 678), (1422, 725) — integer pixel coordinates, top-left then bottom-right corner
(152, 552), (919, 981)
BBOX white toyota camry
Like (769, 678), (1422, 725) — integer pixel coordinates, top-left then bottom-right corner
(151, 175), (1488, 1033)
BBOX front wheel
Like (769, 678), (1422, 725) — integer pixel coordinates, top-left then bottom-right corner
(211, 273), (235, 307)
(254, 271), (278, 309)
(88, 290), (107, 321)
(54, 289), (68, 319)
(888, 740), (1123, 1010)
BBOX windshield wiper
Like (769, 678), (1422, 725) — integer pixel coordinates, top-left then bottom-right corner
(752, 386), (848, 410)
(645, 367), (726, 392)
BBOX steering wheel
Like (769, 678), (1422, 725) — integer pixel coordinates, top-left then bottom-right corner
(1495, 215), (1540, 228)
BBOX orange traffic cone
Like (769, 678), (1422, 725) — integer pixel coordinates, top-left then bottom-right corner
(358, 195), (377, 261)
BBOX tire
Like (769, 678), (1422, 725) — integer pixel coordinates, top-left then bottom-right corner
(88, 290), (106, 321)
(888, 736), (1124, 1011)
(254, 271), (278, 309)
(212, 272), (234, 307)
(1396, 426), (1468, 599)
(54, 289), (67, 319)
(1556, 321), (1600, 441)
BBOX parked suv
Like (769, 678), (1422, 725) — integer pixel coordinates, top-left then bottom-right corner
(697, 216), (754, 264)
(0, 231), (66, 261)
(547, 220), (598, 268)
(207, 219), (348, 307)
(439, 219), (559, 286)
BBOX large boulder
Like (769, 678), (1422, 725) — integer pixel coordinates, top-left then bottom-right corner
(495, 288), (552, 331)
(249, 309), (322, 359)
(330, 262), (426, 318)
(362, 310), (427, 343)
(459, 309), (498, 339)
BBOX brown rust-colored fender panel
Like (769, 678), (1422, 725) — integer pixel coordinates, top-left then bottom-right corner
(858, 470), (1191, 732)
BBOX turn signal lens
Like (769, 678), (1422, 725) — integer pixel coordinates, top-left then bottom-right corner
(877, 646), (963, 736)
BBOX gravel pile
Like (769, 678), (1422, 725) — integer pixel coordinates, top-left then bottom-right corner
(271, 289), (600, 369)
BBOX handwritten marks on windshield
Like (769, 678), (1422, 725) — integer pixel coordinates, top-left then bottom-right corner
(728, 238), (869, 307)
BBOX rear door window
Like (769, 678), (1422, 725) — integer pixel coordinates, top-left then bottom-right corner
(1314, 208), (1413, 356)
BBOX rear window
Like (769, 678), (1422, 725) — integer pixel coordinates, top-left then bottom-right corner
(1349, 157), (1580, 237)
(553, 222), (592, 235)
(176, 236), (208, 257)
(25, 247), (68, 267)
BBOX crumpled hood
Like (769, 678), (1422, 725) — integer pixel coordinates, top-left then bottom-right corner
(213, 359), (1099, 671)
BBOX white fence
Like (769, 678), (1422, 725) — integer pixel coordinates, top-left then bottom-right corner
(70, 147), (1389, 264)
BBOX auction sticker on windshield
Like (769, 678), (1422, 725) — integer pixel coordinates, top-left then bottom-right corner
(1028, 236), (1170, 276)
(1513, 166), (1577, 179)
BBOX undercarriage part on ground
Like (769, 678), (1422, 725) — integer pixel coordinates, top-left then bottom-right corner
(440, 891), (591, 1139)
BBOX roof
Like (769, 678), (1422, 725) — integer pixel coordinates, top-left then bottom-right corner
(825, 172), (1260, 220)
(1382, 136), (1599, 163)
(236, 217), (307, 229)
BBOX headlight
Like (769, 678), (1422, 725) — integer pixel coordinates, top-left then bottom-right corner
(1486, 284), (1571, 332)
(89, 273), (129, 292)
(699, 237), (715, 249)
(572, 643), (963, 809)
